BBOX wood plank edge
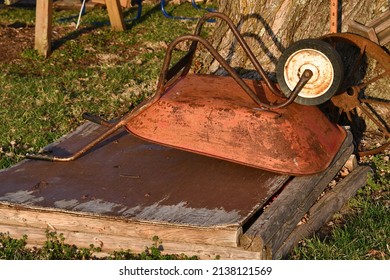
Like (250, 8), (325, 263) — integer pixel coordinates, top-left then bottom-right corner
(273, 165), (371, 259)
(240, 131), (353, 253)
(0, 203), (241, 248)
(0, 224), (261, 260)
(264, 144), (354, 252)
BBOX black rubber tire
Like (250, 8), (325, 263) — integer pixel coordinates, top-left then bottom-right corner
(276, 39), (344, 106)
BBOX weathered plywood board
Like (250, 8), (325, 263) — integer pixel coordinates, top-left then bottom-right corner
(0, 122), (289, 252)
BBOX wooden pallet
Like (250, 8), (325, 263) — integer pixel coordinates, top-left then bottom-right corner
(0, 123), (369, 259)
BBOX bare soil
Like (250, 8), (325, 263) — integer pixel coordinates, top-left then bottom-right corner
(0, 24), (35, 63)
(0, 22), (77, 63)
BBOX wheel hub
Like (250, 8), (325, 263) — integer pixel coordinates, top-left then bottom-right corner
(277, 39), (344, 106)
(284, 49), (335, 98)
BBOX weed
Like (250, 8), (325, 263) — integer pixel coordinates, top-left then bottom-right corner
(40, 230), (101, 260)
(0, 233), (35, 260)
(0, 231), (197, 260)
(108, 236), (198, 260)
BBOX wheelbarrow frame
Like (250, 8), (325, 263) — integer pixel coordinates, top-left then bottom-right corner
(27, 12), (314, 163)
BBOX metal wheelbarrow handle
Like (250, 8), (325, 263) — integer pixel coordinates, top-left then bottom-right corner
(157, 34), (313, 108)
(193, 12), (283, 97)
(26, 12), (315, 162)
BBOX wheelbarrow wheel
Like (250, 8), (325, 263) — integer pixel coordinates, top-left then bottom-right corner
(276, 39), (344, 106)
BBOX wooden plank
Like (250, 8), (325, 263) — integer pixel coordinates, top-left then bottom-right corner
(240, 131), (353, 257)
(105, 0), (126, 31)
(347, 11), (390, 46)
(369, 10), (390, 45)
(373, 17), (390, 34)
(273, 165), (371, 259)
(0, 204), (240, 248)
(347, 20), (379, 44)
(34, 0), (53, 57)
(1, 224), (262, 260)
(367, 10), (390, 32)
(378, 27), (390, 46)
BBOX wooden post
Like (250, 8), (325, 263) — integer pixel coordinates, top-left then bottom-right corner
(34, 0), (53, 57)
(106, 0), (126, 31)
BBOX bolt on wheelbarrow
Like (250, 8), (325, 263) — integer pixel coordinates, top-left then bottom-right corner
(27, 12), (348, 176)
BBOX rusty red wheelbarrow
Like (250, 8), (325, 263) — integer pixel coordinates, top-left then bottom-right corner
(27, 12), (348, 176)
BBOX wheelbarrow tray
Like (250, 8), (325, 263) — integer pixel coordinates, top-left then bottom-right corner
(127, 74), (347, 176)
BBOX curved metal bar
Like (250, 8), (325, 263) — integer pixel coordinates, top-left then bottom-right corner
(192, 12), (283, 97)
(273, 68), (313, 108)
(160, 0), (215, 22)
(157, 34), (312, 108)
(26, 119), (128, 162)
(357, 101), (389, 157)
(126, 0), (143, 22)
(82, 112), (111, 127)
(161, 0), (198, 21)
(25, 94), (162, 162)
(358, 103), (390, 138)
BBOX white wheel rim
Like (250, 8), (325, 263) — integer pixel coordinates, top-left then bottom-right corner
(284, 48), (335, 98)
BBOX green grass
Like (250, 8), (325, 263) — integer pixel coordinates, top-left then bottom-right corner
(0, 5), (35, 26)
(0, 2), (389, 260)
(290, 198), (389, 259)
